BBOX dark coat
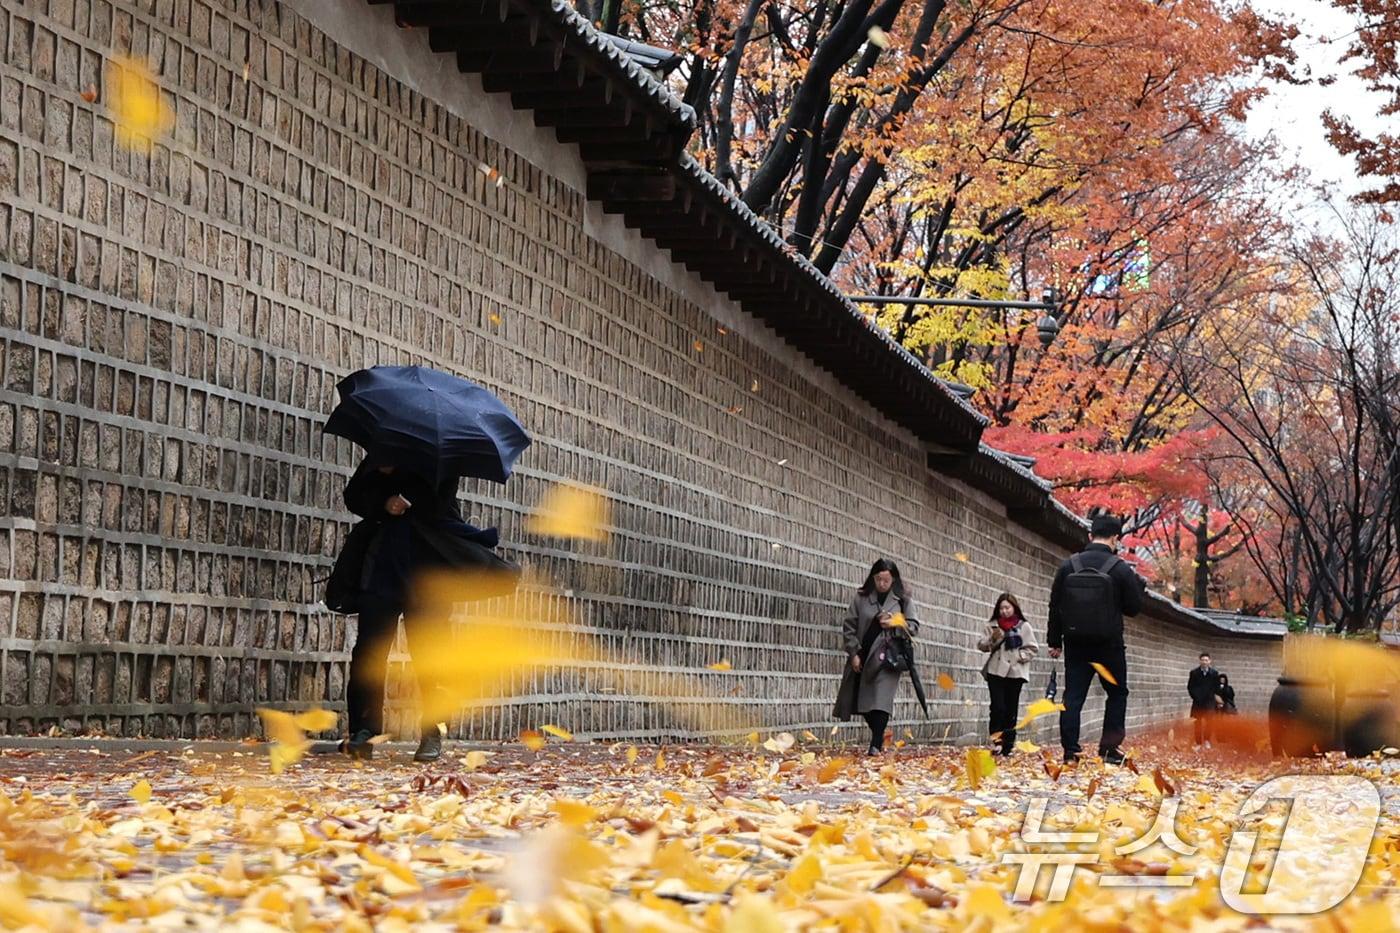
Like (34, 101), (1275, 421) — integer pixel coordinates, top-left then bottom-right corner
(832, 590), (921, 719)
(1218, 682), (1237, 713)
(324, 463), (515, 613)
(1046, 543), (1145, 649)
(1188, 666), (1221, 716)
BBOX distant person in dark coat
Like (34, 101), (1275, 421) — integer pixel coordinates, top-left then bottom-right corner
(327, 457), (511, 763)
(1046, 514), (1146, 765)
(1188, 652), (1223, 748)
(1217, 672), (1237, 714)
(833, 559), (920, 756)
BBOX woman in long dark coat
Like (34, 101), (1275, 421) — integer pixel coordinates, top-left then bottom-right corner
(326, 457), (512, 762)
(832, 559), (920, 755)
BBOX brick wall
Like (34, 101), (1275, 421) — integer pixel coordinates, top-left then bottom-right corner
(0, 0), (1282, 743)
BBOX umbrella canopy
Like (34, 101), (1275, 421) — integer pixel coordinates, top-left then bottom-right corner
(324, 366), (531, 482)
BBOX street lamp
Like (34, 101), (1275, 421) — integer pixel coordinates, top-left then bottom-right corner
(849, 286), (1064, 348)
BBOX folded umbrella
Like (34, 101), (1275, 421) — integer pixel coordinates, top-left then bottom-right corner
(324, 366), (531, 482)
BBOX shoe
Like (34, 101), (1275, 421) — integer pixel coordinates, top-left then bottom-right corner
(866, 745), (882, 757)
(414, 730), (443, 763)
(344, 729), (375, 761)
(1100, 747), (1126, 766)
(1063, 749), (1080, 764)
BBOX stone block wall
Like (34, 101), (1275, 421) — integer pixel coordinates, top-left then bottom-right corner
(0, 0), (1282, 742)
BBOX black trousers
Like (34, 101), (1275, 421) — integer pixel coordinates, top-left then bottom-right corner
(862, 710), (890, 750)
(1059, 639), (1129, 754)
(346, 595), (432, 736)
(985, 674), (1025, 751)
(1192, 710), (1216, 743)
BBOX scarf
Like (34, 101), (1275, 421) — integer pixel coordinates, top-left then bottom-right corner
(997, 617), (1023, 650)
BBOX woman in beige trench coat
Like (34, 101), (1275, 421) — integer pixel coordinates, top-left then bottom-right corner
(832, 559), (920, 755)
(977, 592), (1040, 756)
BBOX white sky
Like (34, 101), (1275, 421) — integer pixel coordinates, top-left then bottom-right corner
(1244, 0), (1391, 204)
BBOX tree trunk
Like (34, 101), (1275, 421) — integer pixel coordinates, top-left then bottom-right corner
(1193, 519), (1210, 609)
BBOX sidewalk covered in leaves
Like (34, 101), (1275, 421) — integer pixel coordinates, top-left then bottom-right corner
(2, 738), (1397, 931)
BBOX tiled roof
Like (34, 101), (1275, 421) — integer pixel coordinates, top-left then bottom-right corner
(376, 0), (1282, 638)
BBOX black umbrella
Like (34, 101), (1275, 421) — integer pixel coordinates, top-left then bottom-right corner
(908, 662), (930, 718)
(889, 628), (930, 717)
(324, 366), (531, 482)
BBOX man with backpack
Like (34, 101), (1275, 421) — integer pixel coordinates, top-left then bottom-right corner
(1046, 514), (1146, 765)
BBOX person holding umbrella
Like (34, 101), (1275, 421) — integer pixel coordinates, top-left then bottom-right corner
(832, 559), (927, 755)
(323, 366), (531, 763)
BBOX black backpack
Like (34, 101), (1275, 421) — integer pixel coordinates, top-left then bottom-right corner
(1059, 554), (1123, 640)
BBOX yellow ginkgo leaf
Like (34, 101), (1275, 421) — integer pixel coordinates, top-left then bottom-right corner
(519, 730), (547, 751)
(256, 708), (302, 747)
(782, 852), (823, 894)
(965, 748), (997, 790)
(964, 885), (1012, 922)
(762, 733), (795, 754)
(268, 741), (310, 775)
(108, 55), (173, 150)
(866, 25), (891, 48)
(130, 779), (152, 804)
(1090, 662), (1118, 685)
(726, 896), (784, 933)
(936, 672), (956, 691)
(954, 552), (971, 563)
(1135, 772), (1162, 797)
(527, 483), (611, 542)
(540, 724), (574, 741)
(292, 708), (337, 733)
(551, 799), (597, 827)
(708, 660), (733, 671)
(1015, 697), (1066, 730)
(1015, 740), (1040, 753)
(625, 745), (638, 764)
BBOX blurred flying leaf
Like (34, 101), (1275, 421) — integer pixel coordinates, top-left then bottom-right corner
(527, 483), (611, 542)
(954, 552), (971, 563)
(80, 84), (98, 103)
(108, 55), (173, 150)
(293, 708), (337, 733)
(964, 748), (996, 790)
(1089, 662), (1117, 685)
(129, 780), (152, 804)
(708, 660), (733, 671)
(256, 708), (314, 774)
(540, 724), (574, 742)
(520, 730), (547, 752)
(936, 672), (956, 691)
(1015, 697), (1065, 730)
(762, 733), (796, 754)
(867, 25), (891, 48)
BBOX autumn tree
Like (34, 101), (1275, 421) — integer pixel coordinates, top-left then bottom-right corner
(1180, 208), (1400, 632)
(1324, 0), (1400, 202)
